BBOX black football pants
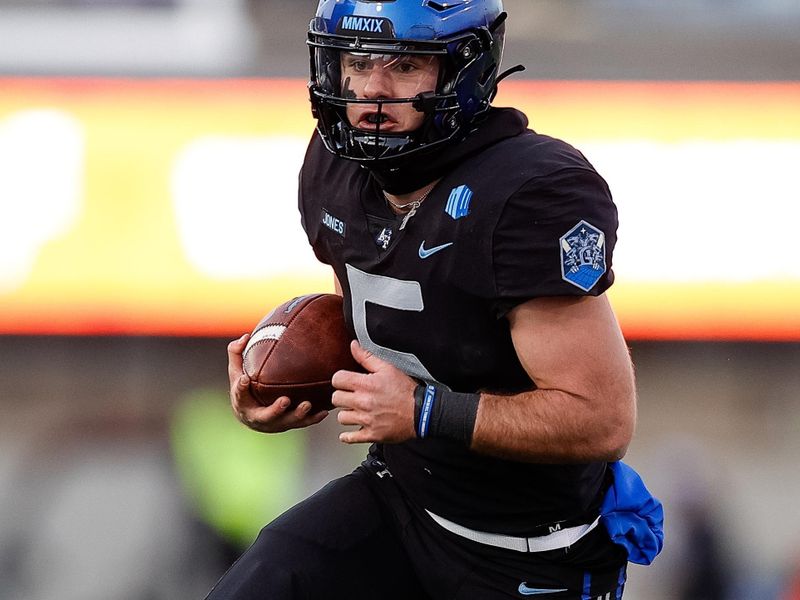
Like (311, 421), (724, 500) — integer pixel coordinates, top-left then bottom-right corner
(204, 459), (628, 600)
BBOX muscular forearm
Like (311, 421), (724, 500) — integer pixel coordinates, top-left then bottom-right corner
(465, 295), (637, 463)
(471, 387), (636, 463)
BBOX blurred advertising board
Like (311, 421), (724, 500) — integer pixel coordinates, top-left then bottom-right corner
(1, 78), (798, 340)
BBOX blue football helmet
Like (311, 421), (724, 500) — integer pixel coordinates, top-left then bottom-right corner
(308, 0), (507, 164)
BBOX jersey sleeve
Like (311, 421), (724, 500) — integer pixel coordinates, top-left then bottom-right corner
(491, 166), (618, 316)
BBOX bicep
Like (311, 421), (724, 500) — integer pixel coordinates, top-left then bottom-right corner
(507, 295), (634, 403)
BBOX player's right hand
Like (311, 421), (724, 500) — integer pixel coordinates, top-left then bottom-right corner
(228, 334), (329, 433)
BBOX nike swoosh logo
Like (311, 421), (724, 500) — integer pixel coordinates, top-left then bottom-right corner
(418, 241), (453, 259)
(518, 583), (569, 596)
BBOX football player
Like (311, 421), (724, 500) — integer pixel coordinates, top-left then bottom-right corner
(211, 1), (662, 598)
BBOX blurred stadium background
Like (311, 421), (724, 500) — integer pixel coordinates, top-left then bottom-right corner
(1, 1), (799, 599)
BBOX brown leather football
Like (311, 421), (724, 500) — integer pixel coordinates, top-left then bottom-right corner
(242, 294), (359, 412)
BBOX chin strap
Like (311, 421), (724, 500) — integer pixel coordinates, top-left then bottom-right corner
(490, 64), (526, 102)
(496, 64), (527, 85)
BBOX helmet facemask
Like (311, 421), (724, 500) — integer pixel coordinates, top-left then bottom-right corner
(308, 17), (505, 165)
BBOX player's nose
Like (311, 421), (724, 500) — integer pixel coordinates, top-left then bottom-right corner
(361, 66), (394, 99)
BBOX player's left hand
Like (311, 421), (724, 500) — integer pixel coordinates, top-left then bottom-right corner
(331, 340), (417, 444)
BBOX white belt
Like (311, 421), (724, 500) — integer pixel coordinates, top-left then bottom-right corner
(425, 510), (600, 553)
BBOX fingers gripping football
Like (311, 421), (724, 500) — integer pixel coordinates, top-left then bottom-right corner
(228, 334), (328, 433)
(332, 341), (417, 444)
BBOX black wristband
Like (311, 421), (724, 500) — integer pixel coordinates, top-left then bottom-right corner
(413, 383), (480, 445)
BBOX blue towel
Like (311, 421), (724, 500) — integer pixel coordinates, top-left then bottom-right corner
(600, 461), (665, 565)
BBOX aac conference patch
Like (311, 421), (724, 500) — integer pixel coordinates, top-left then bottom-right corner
(560, 220), (607, 291)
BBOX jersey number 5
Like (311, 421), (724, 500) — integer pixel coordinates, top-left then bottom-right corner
(345, 264), (438, 384)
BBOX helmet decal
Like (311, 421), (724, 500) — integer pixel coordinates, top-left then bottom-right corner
(335, 16), (396, 38)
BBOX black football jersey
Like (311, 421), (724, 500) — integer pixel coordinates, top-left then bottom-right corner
(298, 108), (619, 534)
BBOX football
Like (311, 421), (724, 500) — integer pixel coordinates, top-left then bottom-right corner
(242, 293), (359, 412)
